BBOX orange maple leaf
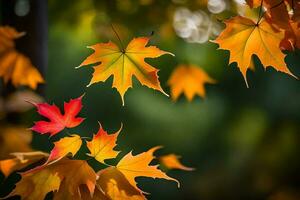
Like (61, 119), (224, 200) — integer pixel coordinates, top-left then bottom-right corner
(168, 65), (215, 101)
(87, 123), (121, 164)
(0, 50), (44, 90)
(159, 154), (194, 171)
(116, 146), (179, 193)
(78, 37), (173, 105)
(0, 26), (24, 53)
(0, 26), (44, 90)
(213, 16), (297, 86)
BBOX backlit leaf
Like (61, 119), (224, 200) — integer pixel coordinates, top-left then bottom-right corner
(78, 37), (173, 105)
(31, 95), (85, 136)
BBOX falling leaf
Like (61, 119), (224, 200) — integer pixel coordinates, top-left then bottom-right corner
(98, 167), (145, 200)
(45, 134), (82, 165)
(0, 26), (24, 53)
(0, 26), (43, 90)
(0, 151), (48, 177)
(116, 146), (179, 193)
(0, 126), (33, 159)
(31, 95), (85, 136)
(78, 37), (173, 105)
(168, 65), (216, 101)
(159, 154), (194, 171)
(213, 16), (296, 85)
(87, 123), (121, 164)
(0, 50), (44, 90)
(7, 168), (61, 200)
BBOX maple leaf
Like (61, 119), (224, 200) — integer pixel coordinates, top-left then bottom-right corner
(0, 26), (24, 53)
(87, 123), (121, 164)
(159, 154), (194, 171)
(168, 65), (216, 101)
(0, 151), (48, 177)
(116, 146), (179, 193)
(31, 95), (85, 136)
(0, 50), (44, 90)
(45, 134), (82, 165)
(7, 168), (61, 200)
(213, 16), (297, 85)
(78, 37), (173, 105)
(98, 167), (145, 200)
(246, 0), (300, 51)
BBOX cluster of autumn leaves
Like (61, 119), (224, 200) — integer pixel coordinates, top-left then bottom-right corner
(0, 0), (300, 199)
(0, 95), (193, 200)
(77, 1), (300, 104)
(214, 0), (300, 85)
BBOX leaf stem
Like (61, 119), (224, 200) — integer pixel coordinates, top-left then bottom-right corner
(101, 162), (114, 168)
(81, 136), (92, 140)
(110, 23), (125, 53)
(256, 0), (264, 25)
(64, 128), (73, 136)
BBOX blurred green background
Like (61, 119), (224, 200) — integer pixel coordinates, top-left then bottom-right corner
(1, 0), (300, 199)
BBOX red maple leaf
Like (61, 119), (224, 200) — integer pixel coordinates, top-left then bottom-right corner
(30, 95), (85, 136)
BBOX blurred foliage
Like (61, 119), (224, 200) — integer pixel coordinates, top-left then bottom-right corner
(1, 0), (300, 199)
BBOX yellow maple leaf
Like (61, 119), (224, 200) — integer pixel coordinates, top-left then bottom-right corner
(159, 154), (194, 171)
(78, 37), (173, 105)
(0, 50), (44, 89)
(45, 134), (82, 165)
(116, 146), (179, 193)
(87, 123), (121, 164)
(168, 64), (216, 101)
(213, 16), (296, 86)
